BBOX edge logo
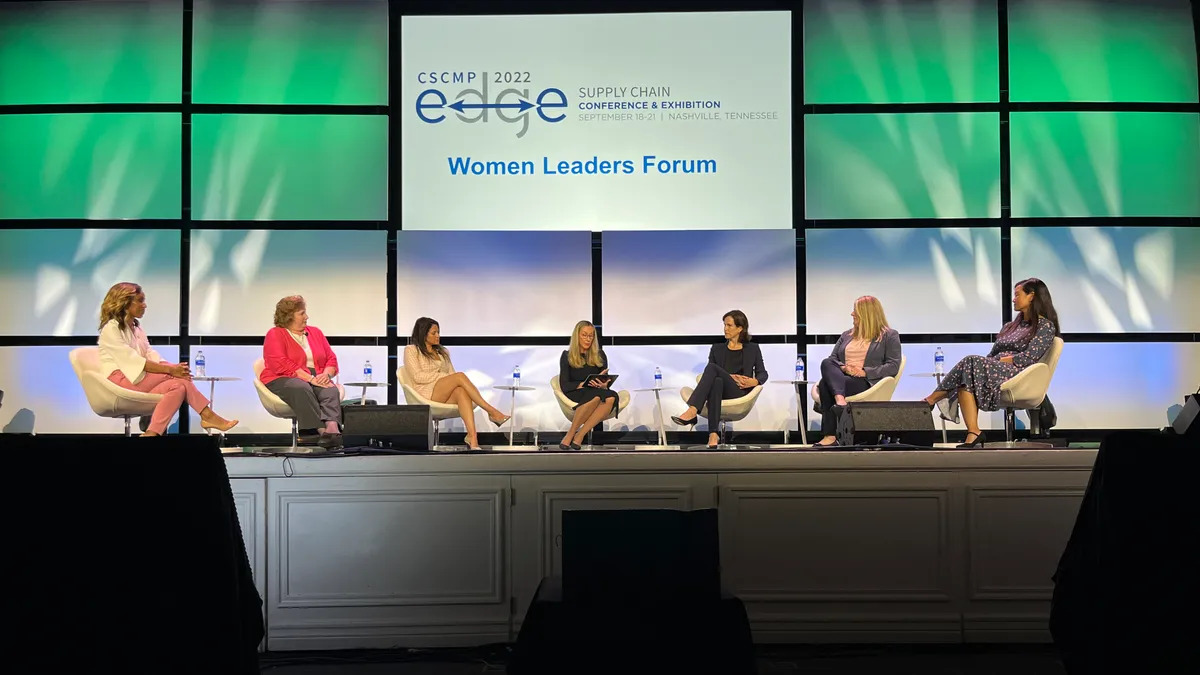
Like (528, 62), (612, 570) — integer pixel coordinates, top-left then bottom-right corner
(415, 74), (567, 139)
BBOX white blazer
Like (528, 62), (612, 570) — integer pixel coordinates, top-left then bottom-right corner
(97, 319), (164, 385)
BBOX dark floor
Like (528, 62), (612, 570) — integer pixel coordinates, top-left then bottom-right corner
(259, 645), (1066, 674)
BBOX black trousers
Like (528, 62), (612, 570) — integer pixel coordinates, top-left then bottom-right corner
(817, 358), (871, 435)
(686, 363), (746, 428)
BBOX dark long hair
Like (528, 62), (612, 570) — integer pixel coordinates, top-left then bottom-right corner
(410, 317), (446, 359)
(1013, 278), (1062, 337)
(723, 309), (752, 342)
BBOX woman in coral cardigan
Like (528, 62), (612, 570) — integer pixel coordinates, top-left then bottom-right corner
(260, 295), (342, 449)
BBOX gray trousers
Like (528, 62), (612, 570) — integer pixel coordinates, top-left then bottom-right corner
(266, 376), (342, 430)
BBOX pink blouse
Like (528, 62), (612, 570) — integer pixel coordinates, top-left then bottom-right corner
(844, 337), (871, 371)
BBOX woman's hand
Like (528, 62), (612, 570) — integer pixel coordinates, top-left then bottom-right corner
(313, 373), (333, 387)
(999, 355), (1014, 364)
(168, 363), (192, 380)
(587, 377), (609, 389)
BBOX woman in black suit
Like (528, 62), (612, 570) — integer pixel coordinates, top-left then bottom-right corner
(558, 320), (619, 450)
(672, 310), (767, 448)
(812, 295), (902, 446)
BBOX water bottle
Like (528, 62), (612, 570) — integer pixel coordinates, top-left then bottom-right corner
(654, 367), (663, 389)
(934, 347), (945, 375)
(795, 355), (805, 382)
(195, 351), (206, 377)
(363, 360), (373, 382)
(513, 365), (521, 388)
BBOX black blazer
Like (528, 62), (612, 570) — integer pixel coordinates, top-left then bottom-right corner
(828, 328), (902, 385)
(709, 341), (768, 385)
(559, 349), (609, 391)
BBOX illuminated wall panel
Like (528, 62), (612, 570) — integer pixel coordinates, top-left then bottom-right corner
(1008, 0), (1198, 103)
(0, 113), (182, 220)
(0, 0), (182, 105)
(189, 230), (387, 336)
(191, 114), (387, 221)
(804, 113), (1001, 220)
(0, 229), (181, 337)
(192, 0), (387, 105)
(804, 0), (999, 104)
(1010, 112), (1200, 218)
(806, 227), (1001, 335)
(1011, 226), (1200, 333)
(603, 230), (796, 336)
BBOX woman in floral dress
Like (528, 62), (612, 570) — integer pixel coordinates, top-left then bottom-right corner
(923, 278), (1061, 448)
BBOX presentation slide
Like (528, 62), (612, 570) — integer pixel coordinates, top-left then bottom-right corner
(399, 11), (792, 231)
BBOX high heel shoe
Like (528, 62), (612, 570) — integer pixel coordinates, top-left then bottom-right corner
(957, 431), (986, 448)
(671, 415), (698, 426)
(490, 414), (511, 428)
(558, 442), (571, 451)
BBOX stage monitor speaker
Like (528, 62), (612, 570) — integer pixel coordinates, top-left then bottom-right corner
(838, 400), (937, 447)
(342, 404), (433, 451)
(561, 508), (720, 607)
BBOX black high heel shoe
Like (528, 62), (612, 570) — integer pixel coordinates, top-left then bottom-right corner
(671, 415), (699, 426)
(957, 431), (986, 448)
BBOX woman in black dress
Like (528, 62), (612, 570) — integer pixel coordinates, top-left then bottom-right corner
(672, 310), (768, 448)
(558, 320), (619, 450)
(924, 278), (1062, 448)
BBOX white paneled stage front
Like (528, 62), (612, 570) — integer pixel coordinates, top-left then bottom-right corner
(225, 448), (1094, 651)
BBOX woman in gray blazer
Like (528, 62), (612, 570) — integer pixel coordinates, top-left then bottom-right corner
(813, 296), (902, 446)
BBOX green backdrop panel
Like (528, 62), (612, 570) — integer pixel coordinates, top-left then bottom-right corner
(192, 0), (387, 105)
(0, 0), (181, 105)
(1008, 0), (1198, 103)
(805, 112), (1001, 220)
(1010, 112), (1200, 218)
(0, 113), (182, 220)
(804, 0), (999, 104)
(191, 114), (388, 221)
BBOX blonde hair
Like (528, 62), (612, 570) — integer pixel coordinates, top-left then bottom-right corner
(273, 295), (306, 328)
(567, 320), (603, 369)
(98, 282), (143, 331)
(851, 295), (890, 342)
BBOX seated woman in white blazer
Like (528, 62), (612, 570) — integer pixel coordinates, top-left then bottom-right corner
(97, 282), (238, 437)
(403, 317), (510, 450)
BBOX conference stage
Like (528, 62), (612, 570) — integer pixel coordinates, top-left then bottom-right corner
(220, 445), (1095, 651)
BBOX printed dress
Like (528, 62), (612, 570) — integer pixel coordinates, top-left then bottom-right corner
(935, 316), (1056, 423)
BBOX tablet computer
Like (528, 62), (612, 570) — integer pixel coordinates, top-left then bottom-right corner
(587, 374), (618, 387)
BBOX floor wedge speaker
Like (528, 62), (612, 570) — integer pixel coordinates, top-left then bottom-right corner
(838, 401), (937, 448)
(342, 404), (433, 450)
